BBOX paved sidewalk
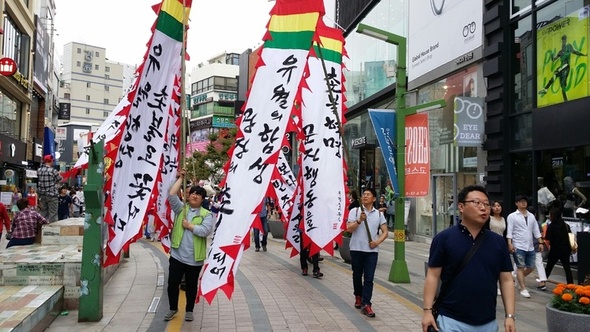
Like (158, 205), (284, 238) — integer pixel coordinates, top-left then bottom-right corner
(46, 233), (559, 331)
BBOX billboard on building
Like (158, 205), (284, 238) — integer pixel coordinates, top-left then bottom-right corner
(408, 0), (483, 81)
(537, 6), (589, 108)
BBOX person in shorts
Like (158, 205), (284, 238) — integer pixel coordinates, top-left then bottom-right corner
(506, 195), (544, 298)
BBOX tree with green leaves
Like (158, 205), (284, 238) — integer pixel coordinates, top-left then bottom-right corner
(185, 128), (236, 185)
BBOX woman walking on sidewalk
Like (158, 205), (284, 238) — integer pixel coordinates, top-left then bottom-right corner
(164, 169), (214, 322)
(544, 208), (574, 284)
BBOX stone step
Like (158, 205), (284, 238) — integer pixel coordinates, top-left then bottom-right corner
(0, 245), (82, 310)
(0, 285), (63, 332)
(41, 218), (85, 246)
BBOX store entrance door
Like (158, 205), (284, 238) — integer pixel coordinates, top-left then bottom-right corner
(431, 173), (457, 236)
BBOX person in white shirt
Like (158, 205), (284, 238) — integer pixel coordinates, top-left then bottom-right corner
(537, 177), (555, 223)
(506, 195), (544, 298)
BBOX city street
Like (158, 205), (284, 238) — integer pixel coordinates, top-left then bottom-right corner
(46, 229), (558, 331)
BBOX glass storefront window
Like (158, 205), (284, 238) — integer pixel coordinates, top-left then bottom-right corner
(537, 145), (590, 220)
(512, 0), (532, 17)
(512, 15), (532, 113)
(0, 91), (21, 139)
(511, 112), (532, 150)
(343, 0), (408, 107)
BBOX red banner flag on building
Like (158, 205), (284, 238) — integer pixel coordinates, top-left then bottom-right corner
(405, 113), (430, 197)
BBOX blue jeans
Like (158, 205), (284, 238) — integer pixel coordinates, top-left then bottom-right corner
(513, 249), (535, 268)
(350, 250), (378, 306)
(437, 314), (498, 332)
(253, 217), (268, 249)
(6, 237), (35, 248)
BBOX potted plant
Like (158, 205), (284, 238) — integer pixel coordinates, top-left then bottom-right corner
(338, 231), (352, 263)
(546, 283), (590, 332)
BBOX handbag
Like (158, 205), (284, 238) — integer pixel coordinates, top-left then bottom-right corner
(569, 233), (578, 253)
(431, 231), (487, 320)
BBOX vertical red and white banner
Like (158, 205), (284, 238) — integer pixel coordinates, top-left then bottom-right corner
(104, 0), (190, 265)
(199, 0), (325, 303)
(299, 24), (347, 256)
(270, 151), (298, 220)
(405, 113), (430, 197)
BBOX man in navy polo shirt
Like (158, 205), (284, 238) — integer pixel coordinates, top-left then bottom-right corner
(422, 185), (515, 332)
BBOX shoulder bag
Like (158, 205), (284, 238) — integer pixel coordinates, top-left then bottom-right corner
(569, 233), (578, 253)
(431, 231), (487, 320)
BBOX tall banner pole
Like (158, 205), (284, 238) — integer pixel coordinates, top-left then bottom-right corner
(180, 0), (188, 198)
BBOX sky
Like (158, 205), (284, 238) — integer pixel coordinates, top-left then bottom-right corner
(54, 0), (276, 70)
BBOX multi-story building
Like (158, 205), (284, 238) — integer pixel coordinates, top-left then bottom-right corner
(485, 0), (590, 222)
(187, 52), (239, 153)
(59, 42), (126, 126)
(337, 0), (489, 241)
(0, 0), (36, 191)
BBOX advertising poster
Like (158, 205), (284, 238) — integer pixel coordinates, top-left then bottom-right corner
(408, 0), (483, 81)
(405, 113), (430, 197)
(537, 7), (589, 107)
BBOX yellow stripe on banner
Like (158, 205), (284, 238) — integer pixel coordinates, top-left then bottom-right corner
(318, 36), (342, 54)
(162, 0), (188, 24)
(269, 13), (320, 32)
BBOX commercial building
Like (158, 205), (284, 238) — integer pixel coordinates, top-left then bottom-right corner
(338, 0), (590, 242)
(58, 42), (128, 125)
(338, 0), (487, 241)
(0, 0), (39, 193)
(485, 0), (590, 224)
(187, 52), (239, 154)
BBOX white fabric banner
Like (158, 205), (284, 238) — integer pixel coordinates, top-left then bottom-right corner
(154, 85), (182, 252)
(299, 35), (346, 255)
(199, 46), (312, 302)
(285, 171), (303, 256)
(73, 84), (134, 169)
(106, 29), (182, 261)
(271, 152), (297, 219)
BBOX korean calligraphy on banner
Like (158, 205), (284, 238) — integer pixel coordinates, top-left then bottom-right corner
(299, 24), (347, 256)
(104, 0), (190, 265)
(198, 0), (325, 303)
(271, 151), (297, 221)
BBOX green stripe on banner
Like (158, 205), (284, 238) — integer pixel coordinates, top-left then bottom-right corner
(264, 31), (315, 50)
(156, 11), (184, 42)
(313, 46), (342, 64)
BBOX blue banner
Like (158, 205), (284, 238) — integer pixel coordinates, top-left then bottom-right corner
(43, 126), (55, 159)
(368, 109), (399, 198)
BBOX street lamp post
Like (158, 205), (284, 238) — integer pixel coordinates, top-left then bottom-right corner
(356, 24), (445, 283)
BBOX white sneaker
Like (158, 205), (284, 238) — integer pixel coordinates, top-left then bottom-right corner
(520, 289), (531, 298)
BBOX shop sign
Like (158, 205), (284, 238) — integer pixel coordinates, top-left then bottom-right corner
(190, 116), (212, 131)
(192, 94), (212, 106)
(351, 136), (367, 148)
(12, 70), (30, 90)
(212, 116), (235, 128)
(26, 170), (37, 178)
(0, 57), (17, 76)
(218, 92), (237, 101)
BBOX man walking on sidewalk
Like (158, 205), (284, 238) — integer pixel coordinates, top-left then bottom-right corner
(507, 195), (544, 299)
(165, 169), (214, 322)
(346, 188), (388, 318)
(36, 155), (61, 222)
(422, 185), (515, 332)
